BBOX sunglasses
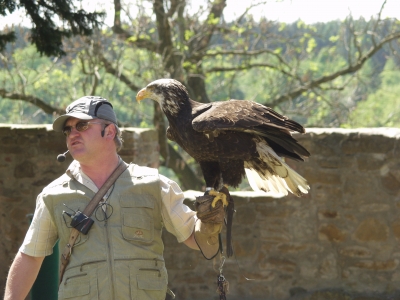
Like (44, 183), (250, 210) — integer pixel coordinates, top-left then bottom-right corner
(62, 121), (105, 137)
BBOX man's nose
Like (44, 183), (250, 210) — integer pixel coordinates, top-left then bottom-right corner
(68, 126), (80, 137)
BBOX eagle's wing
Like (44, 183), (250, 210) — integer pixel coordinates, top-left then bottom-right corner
(192, 100), (305, 134)
(192, 100), (309, 160)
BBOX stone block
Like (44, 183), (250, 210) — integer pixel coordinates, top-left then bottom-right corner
(236, 280), (272, 299)
(14, 161), (35, 178)
(312, 184), (343, 204)
(391, 219), (400, 241)
(380, 172), (400, 195)
(342, 134), (395, 154)
(319, 224), (347, 243)
(277, 243), (308, 254)
(316, 157), (341, 169)
(358, 203), (390, 213)
(342, 174), (380, 202)
(259, 226), (292, 243)
(306, 290), (352, 300)
(232, 237), (259, 258)
(306, 132), (344, 156)
(302, 167), (341, 185)
(339, 246), (372, 258)
(352, 259), (399, 271)
(237, 270), (275, 283)
(391, 163), (400, 182)
(357, 154), (385, 171)
(319, 253), (338, 279)
(38, 135), (66, 153)
(260, 257), (297, 273)
(235, 205), (257, 225)
(353, 297), (386, 300)
(354, 218), (389, 242)
(255, 205), (295, 218)
(299, 260), (318, 278)
(318, 210), (339, 220)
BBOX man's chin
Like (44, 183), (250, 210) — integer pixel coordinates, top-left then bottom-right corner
(69, 150), (86, 161)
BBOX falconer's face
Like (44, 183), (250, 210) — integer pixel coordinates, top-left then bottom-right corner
(63, 117), (107, 163)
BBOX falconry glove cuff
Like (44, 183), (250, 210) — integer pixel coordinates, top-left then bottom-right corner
(194, 194), (225, 260)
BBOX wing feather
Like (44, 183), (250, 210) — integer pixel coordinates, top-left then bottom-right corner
(192, 100), (305, 134)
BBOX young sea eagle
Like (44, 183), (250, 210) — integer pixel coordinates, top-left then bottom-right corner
(136, 79), (310, 204)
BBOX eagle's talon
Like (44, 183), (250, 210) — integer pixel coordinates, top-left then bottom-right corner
(209, 190), (229, 207)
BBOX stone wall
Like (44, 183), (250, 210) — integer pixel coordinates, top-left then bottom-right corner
(1, 126), (400, 300)
(163, 128), (400, 300)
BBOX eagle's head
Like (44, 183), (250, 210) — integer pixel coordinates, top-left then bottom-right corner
(136, 79), (190, 116)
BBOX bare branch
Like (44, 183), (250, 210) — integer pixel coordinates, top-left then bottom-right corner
(0, 90), (64, 115)
(191, 0), (227, 53)
(111, 0), (159, 53)
(98, 52), (140, 91)
(267, 31), (400, 107)
(235, 1), (267, 24)
(166, 0), (185, 18)
(371, 0), (387, 46)
(207, 62), (295, 78)
(202, 48), (292, 69)
(154, 0), (174, 51)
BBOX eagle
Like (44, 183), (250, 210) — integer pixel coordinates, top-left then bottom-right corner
(136, 78), (310, 195)
(136, 78), (310, 256)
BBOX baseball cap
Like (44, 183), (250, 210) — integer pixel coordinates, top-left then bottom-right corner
(53, 96), (118, 132)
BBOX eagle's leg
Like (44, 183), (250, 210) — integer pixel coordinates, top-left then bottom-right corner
(209, 185), (234, 258)
(199, 161), (226, 207)
(209, 186), (229, 207)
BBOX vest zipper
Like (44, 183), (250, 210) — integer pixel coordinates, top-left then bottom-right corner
(104, 218), (116, 300)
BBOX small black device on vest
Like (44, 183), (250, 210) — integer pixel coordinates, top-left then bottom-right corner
(63, 209), (94, 235)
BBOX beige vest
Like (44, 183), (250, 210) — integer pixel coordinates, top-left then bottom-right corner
(43, 164), (167, 300)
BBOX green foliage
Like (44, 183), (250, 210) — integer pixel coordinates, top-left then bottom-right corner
(0, 42), (156, 126)
(343, 59), (400, 128)
(1, 17), (400, 131)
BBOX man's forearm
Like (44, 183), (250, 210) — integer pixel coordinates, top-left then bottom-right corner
(4, 252), (44, 300)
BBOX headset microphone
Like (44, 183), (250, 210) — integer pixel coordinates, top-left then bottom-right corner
(57, 150), (69, 162)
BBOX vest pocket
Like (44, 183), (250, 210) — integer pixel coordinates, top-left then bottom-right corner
(61, 273), (90, 299)
(122, 213), (154, 242)
(120, 194), (155, 243)
(130, 263), (168, 300)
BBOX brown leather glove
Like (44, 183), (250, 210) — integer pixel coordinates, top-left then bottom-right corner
(194, 194), (225, 260)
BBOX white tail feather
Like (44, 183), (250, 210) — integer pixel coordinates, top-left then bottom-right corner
(244, 139), (309, 196)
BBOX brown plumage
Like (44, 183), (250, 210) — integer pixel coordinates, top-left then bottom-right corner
(136, 78), (310, 197)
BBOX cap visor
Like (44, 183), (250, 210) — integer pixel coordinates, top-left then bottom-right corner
(53, 112), (95, 132)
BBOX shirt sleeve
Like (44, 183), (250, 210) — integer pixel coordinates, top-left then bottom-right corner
(19, 193), (59, 257)
(159, 174), (197, 243)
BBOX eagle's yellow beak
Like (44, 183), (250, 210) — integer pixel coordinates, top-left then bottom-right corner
(136, 88), (150, 103)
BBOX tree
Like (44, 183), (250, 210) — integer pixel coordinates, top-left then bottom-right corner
(1, 0), (400, 190)
(343, 58), (400, 128)
(0, 0), (104, 56)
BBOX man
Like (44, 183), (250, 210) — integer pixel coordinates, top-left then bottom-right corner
(4, 96), (224, 300)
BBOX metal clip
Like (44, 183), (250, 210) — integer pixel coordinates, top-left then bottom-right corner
(219, 255), (226, 274)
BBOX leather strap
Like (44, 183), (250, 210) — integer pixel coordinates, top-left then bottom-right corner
(225, 195), (234, 258)
(59, 159), (128, 284)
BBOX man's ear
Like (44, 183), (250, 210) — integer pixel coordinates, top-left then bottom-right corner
(104, 124), (116, 140)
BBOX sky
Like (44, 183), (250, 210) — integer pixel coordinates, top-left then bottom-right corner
(224, 0), (400, 23)
(1, 0), (399, 29)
